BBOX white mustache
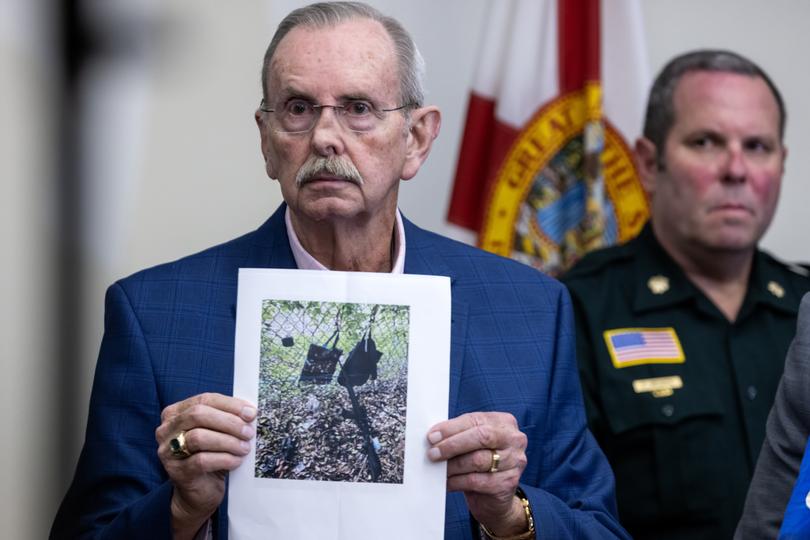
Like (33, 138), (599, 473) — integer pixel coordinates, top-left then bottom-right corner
(295, 155), (364, 186)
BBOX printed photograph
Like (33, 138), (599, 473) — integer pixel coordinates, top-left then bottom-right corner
(255, 300), (410, 484)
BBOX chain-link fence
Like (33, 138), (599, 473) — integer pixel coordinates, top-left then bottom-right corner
(255, 300), (409, 484)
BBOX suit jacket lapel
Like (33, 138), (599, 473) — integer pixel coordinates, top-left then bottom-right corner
(403, 217), (466, 417)
(246, 203), (298, 270)
(228, 203), (297, 320)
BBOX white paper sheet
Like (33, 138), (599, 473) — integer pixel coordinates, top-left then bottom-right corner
(230, 268), (451, 540)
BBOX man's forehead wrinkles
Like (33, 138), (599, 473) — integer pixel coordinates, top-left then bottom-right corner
(272, 81), (381, 104)
(276, 86), (312, 101)
(270, 64), (394, 105)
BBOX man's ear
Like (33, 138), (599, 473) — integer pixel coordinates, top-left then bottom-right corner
(634, 137), (660, 197)
(401, 106), (441, 180)
(255, 109), (278, 180)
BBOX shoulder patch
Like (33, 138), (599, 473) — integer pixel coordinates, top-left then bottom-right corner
(603, 327), (685, 368)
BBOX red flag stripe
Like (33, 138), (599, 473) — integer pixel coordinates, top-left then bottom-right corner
(558, 0), (600, 91)
(447, 92), (520, 231)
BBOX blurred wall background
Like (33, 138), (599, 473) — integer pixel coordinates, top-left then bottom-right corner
(2, 1), (808, 537)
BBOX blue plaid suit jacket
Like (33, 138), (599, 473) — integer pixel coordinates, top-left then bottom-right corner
(52, 204), (627, 539)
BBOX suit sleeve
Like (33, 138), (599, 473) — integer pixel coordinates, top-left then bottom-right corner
(51, 282), (174, 539)
(736, 293), (810, 540)
(517, 286), (628, 539)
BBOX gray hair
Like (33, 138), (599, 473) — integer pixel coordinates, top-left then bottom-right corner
(643, 49), (786, 160)
(261, 1), (425, 108)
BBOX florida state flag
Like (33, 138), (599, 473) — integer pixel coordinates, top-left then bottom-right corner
(448, 0), (650, 276)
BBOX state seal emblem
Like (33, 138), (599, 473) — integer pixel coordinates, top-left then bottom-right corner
(478, 84), (649, 276)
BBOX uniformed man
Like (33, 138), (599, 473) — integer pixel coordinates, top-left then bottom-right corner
(563, 49), (810, 540)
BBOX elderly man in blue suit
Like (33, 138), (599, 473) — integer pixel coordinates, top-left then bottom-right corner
(52, 2), (626, 539)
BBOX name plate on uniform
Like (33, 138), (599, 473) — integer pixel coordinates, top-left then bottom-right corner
(632, 375), (683, 398)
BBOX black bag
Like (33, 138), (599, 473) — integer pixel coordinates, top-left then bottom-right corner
(299, 329), (341, 385)
(338, 335), (382, 388)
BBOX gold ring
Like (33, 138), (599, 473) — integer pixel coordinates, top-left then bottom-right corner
(169, 430), (191, 458)
(489, 450), (500, 473)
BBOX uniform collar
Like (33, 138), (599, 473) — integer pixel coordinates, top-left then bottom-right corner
(631, 222), (802, 319)
(631, 224), (697, 314)
(740, 250), (803, 318)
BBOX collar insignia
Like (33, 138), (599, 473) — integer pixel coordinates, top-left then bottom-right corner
(647, 275), (670, 295)
(768, 280), (785, 298)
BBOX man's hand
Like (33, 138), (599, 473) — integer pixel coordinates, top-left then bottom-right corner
(155, 392), (257, 540)
(427, 412), (529, 537)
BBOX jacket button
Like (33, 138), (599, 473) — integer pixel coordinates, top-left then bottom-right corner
(661, 404), (675, 417)
(747, 386), (757, 400)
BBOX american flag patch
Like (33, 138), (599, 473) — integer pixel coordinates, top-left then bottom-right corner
(603, 328), (685, 368)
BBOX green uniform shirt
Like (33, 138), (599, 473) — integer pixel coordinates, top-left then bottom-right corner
(562, 223), (810, 540)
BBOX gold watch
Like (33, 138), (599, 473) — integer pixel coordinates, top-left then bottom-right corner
(479, 488), (536, 540)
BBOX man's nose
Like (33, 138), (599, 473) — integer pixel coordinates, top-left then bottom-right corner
(310, 106), (345, 157)
(722, 145), (748, 184)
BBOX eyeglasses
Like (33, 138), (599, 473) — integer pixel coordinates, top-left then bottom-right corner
(259, 98), (413, 133)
